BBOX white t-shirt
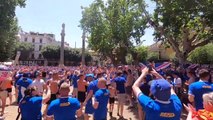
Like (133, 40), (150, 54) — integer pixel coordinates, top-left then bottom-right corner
(31, 79), (45, 94)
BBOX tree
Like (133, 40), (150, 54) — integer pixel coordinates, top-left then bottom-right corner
(80, 0), (147, 64)
(147, 52), (159, 62)
(85, 52), (92, 64)
(0, 0), (26, 61)
(141, 0), (213, 65)
(135, 46), (148, 62)
(14, 42), (33, 60)
(41, 46), (92, 64)
(41, 45), (60, 61)
(64, 48), (81, 62)
(188, 44), (213, 64)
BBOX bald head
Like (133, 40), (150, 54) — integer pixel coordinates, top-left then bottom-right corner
(59, 83), (70, 97)
(60, 82), (70, 90)
(98, 77), (107, 89)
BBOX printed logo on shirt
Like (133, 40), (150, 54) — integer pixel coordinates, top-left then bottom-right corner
(202, 86), (212, 89)
(160, 112), (175, 118)
(60, 102), (70, 107)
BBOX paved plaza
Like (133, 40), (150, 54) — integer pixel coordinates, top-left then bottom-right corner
(3, 87), (139, 120)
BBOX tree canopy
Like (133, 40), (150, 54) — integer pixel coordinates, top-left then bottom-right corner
(134, 46), (148, 62)
(0, 0), (26, 61)
(80, 0), (147, 64)
(13, 42), (33, 60)
(144, 0), (213, 64)
(41, 45), (92, 64)
(188, 44), (213, 64)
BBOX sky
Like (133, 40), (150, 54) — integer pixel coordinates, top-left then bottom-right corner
(16, 0), (156, 48)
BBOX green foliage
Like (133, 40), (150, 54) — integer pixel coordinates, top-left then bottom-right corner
(80, 0), (147, 64)
(0, 0), (26, 61)
(14, 42), (33, 60)
(41, 45), (92, 63)
(147, 52), (159, 62)
(135, 46), (148, 62)
(188, 44), (213, 64)
(147, 0), (213, 64)
(41, 45), (60, 60)
(85, 52), (92, 62)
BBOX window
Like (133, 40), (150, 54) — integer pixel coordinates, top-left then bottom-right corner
(40, 38), (42, 43)
(39, 45), (42, 51)
(39, 54), (42, 59)
(24, 37), (27, 42)
(31, 54), (34, 59)
(32, 38), (35, 43)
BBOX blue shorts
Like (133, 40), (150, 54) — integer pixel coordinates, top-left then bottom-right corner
(85, 99), (94, 114)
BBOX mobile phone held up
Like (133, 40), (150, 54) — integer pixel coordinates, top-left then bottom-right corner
(147, 65), (153, 72)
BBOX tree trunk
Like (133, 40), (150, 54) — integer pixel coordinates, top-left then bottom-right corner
(175, 52), (188, 67)
(117, 47), (127, 65)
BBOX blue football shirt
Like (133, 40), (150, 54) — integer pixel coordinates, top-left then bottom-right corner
(20, 96), (42, 120)
(87, 79), (99, 94)
(71, 75), (79, 88)
(85, 80), (99, 114)
(188, 81), (213, 110)
(16, 78), (33, 103)
(47, 97), (80, 120)
(94, 89), (110, 120)
(138, 94), (182, 120)
(113, 77), (126, 94)
(14, 73), (23, 86)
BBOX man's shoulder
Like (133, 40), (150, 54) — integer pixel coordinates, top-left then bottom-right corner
(27, 78), (33, 82)
(190, 81), (202, 86)
(120, 76), (126, 80)
(68, 97), (79, 103)
(31, 96), (43, 101)
(89, 80), (97, 86)
(50, 99), (60, 105)
(95, 89), (102, 94)
(114, 76), (125, 81)
(17, 78), (23, 82)
(95, 89), (104, 96)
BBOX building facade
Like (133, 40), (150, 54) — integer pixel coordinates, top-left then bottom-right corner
(149, 41), (175, 60)
(18, 31), (69, 65)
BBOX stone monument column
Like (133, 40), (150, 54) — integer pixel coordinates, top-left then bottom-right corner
(81, 30), (86, 66)
(60, 23), (65, 67)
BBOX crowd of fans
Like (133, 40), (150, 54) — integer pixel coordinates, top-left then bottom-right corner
(0, 63), (212, 120)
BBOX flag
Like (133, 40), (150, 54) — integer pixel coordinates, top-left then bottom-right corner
(188, 64), (199, 69)
(155, 62), (171, 71)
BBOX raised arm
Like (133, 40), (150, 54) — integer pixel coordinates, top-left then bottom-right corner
(132, 68), (148, 97)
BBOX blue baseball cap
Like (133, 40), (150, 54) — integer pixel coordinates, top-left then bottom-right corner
(86, 74), (94, 78)
(150, 79), (171, 101)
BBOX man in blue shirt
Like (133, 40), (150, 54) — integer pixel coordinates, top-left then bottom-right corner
(47, 82), (82, 120)
(93, 78), (110, 120)
(188, 68), (213, 110)
(132, 67), (182, 120)
(16, 73), (33, 103)
(19, 88), (43, 120)
(71, 70), (79, 98)
(83, 75), (100, 120)
(112, 70), (126, 118)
